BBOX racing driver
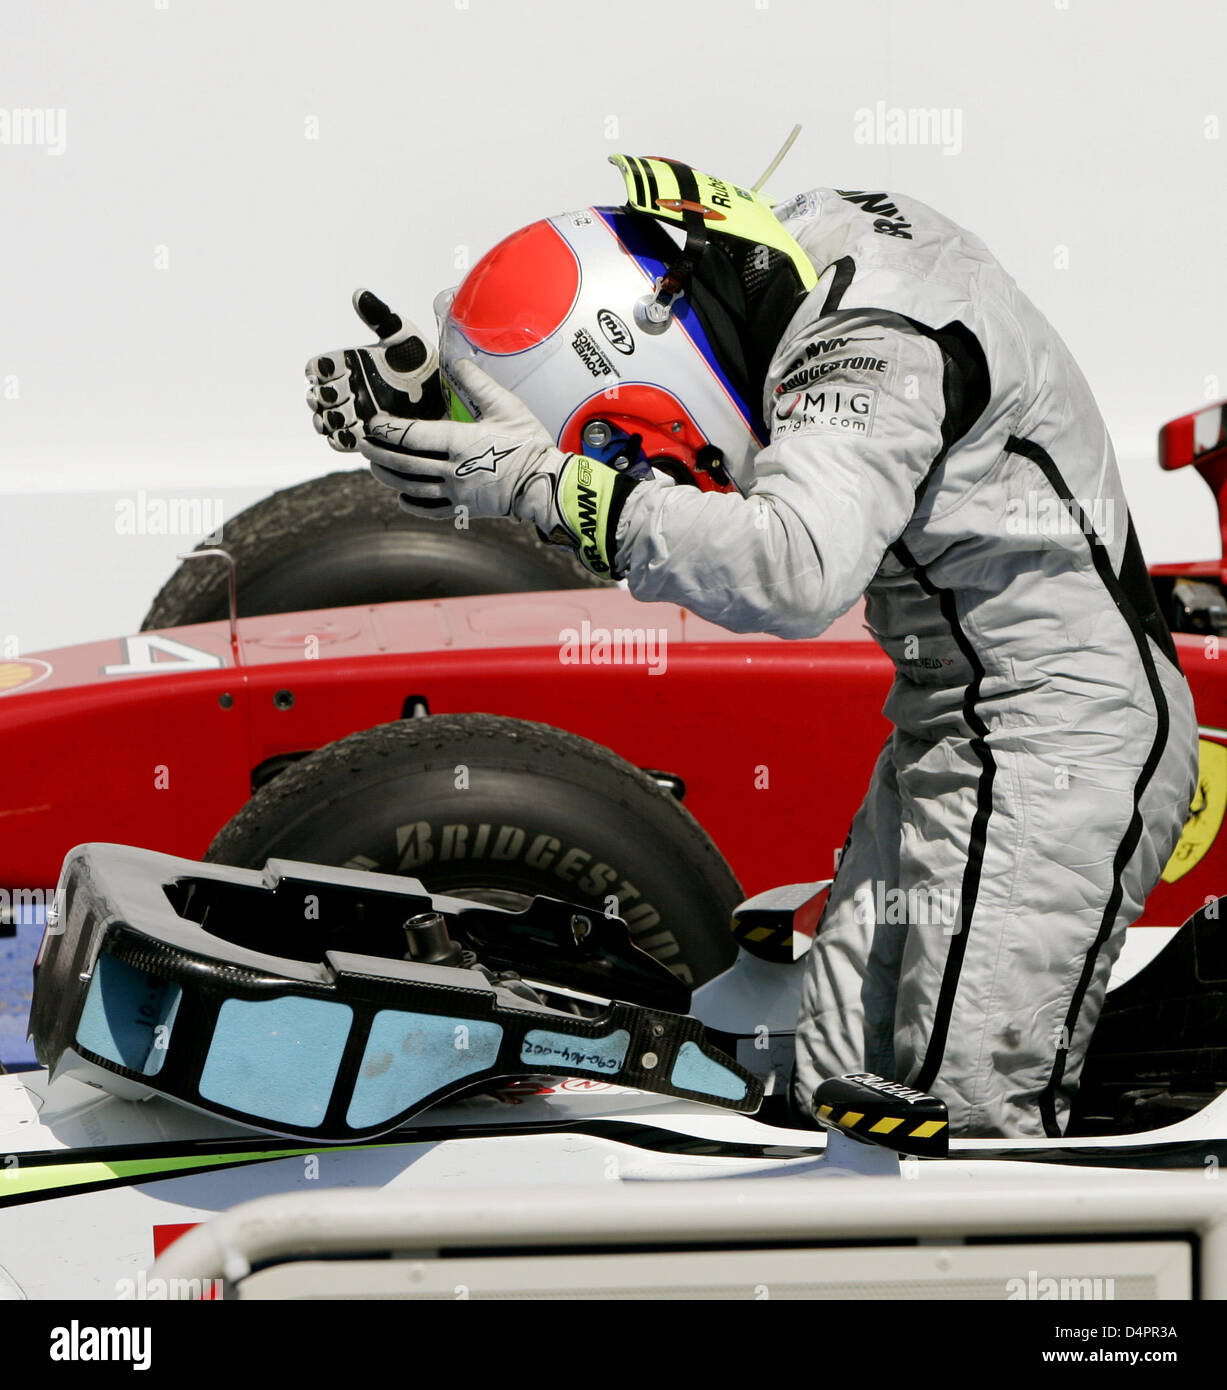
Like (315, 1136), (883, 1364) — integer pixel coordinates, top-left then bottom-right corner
(306, 154), (1197, 1138)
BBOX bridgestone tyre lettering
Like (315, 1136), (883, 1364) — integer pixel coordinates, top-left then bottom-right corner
(204, 714), (742, 987)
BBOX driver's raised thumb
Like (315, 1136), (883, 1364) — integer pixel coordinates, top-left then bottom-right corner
(352, 288), (403, 341)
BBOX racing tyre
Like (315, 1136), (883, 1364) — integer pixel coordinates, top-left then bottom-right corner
(205, 714), (741, 987)
(141, 469), (609, 629)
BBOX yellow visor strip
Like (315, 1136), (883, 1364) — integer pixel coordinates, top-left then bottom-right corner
(610, 153), (818, 292)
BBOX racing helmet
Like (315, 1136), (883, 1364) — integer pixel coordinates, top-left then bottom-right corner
(436, 154), (820, 493)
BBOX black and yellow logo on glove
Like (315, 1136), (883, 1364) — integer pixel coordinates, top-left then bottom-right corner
(559, 456), (634, 578)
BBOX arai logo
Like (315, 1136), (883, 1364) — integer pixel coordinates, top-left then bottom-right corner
(597, 309), (634, 355)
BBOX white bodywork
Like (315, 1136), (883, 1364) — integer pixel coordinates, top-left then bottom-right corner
(2, 1060), (1225, 1300)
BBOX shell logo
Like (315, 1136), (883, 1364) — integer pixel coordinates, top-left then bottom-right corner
(0, 658), (52, 696)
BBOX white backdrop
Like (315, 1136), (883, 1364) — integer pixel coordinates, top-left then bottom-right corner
(2, 0), (1224, 649)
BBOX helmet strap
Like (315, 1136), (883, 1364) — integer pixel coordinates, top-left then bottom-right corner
(649, 159), (710, 315)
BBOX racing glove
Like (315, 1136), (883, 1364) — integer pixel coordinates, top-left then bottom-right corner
(306, 289), (445, 452)
(359, 357), (639, 579)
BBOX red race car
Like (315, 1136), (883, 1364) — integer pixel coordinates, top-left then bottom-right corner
(2, 403), (1225, 995)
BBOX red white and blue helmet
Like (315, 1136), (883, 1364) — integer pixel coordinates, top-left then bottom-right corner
(435, 154), (819, 493)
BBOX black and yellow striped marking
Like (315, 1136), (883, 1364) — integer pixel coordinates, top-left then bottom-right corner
(816, 1103), (948, 1142)
(729, 917), (795, 964)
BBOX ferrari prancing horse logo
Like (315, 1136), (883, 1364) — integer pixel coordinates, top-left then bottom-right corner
(0, 658), (52, 696)
(1161, 738), (1227, 883)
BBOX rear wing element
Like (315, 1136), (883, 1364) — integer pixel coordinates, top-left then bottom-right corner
(1159, 401), (1227, 583)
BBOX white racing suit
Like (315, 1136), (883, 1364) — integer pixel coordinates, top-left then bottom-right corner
(613, 188), (1198, 1137)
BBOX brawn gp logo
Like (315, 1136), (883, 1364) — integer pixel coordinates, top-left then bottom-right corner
(571, 458), (610, 574)
(836, 190), (913, 240)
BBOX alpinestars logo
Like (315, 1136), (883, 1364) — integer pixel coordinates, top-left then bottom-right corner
(456, 443), (517, 477)
(837, 190), (913, 240)
(369, 420), (413, 446)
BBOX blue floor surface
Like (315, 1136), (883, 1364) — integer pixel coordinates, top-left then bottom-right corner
(1, 906), (43, 1068)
